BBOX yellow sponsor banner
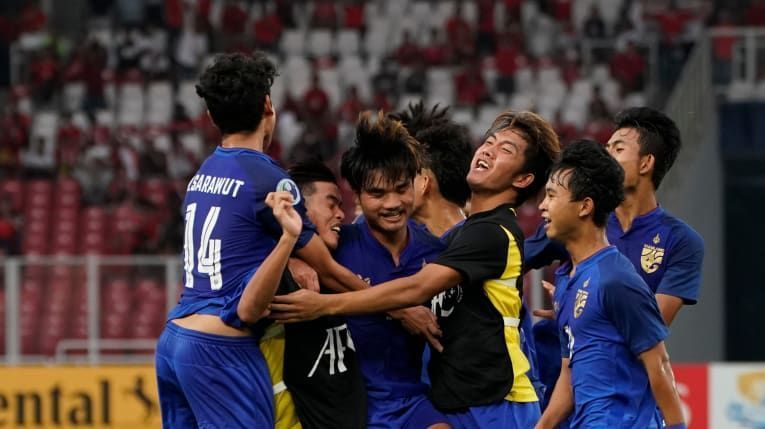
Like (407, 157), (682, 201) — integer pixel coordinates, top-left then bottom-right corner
(0, 366), (161, 428)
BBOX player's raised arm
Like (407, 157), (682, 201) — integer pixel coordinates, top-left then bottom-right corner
(237, 192), (301, 323)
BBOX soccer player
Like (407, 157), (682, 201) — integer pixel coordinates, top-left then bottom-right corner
(260, 161), (367, 429)
(534, 139), (685, 429)
(389, 102), (473, 238)
(334, 112), (450, 429)
(272, 110), (561, 428)
(155, 52), (383, 428)
(527, 107), (705, 325)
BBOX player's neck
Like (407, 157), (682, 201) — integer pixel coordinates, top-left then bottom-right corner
(566, 224), (609, 275)
(220, 128), (270, 152)
(614, 183), (658, 232)
(367, 223), (409, 266)
(468, 190), (516, 216)
(413, 196), (465, 237)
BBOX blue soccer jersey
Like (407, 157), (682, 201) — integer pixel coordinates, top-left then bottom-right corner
(334, 221), (445, 400)
(606, 207), (704, 304)
(167, 147), (315, 328)
(526, 206), (704, 303)
(554, 246), (668, 428)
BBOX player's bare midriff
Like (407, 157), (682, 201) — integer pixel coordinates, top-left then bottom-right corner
(172, 314), (251, 337)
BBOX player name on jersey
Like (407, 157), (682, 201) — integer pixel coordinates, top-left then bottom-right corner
(186, 174), (246, 198)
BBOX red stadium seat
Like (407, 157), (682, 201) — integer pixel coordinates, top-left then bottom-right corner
(0, 179), (24, 211)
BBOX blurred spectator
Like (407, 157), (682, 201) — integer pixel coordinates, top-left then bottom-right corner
(342, 0), (365, 30)
(21, 136), (55, 178)
(275, 0), (296, 28)
(220, 0), (248, 50)
(745, 0), (765, 26)
(167, 134), (198, 180)
(446, 1), (475, 61)
(551, 0), (573, 24)
(372, 58), (400, 98)
(56, 112), (84, 176)
(494, 35), (521, 95)
(303, 72), (330, 120)
(0, 199), (20, 255)
(0, 103), (31, 177)
(583, 5), (607, 39)
(175, 21), (209, 79)
(163, 0), (184, 40)
(139, 139), (168, 178)
(559, 48), (580, 86)
(422, 28), (449, 66)
(140, 24), (170, 79)
(115, 0), (146, 27)
(589, 86), (611, 121)
(312, 0), (338, 29)
(19, 0), (47, 34)
(82, 40), (108, 114)
(610, 41), (646, 92)
(338, 85), (365, 123)
(711, 9), (736, 85)
(111, 136), (140, 181)
(455, 60), (489, 106)
(29, 46), (59, 104)
(395, 30), (421, 67)
(116, 27), (148, 76)
(253, 4), (284, 53)
(652, 0), (692, 45)
(476, 0), (497, 55)
(526, 9), (558, 58)
(371, 90), (392, 113)
(403, 59), (427, 95)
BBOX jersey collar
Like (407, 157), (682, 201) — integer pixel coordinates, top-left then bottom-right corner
(608, 206), (664, 236)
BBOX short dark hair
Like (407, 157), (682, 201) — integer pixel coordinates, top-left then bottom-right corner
(551, 139), (625, 227)
(483, 110), (561, 205)
(613, 107), (681, 189)
(195, 52), (277, 135)
(288, 161), (338, 197)
(341, 111), (423, 192)
(390, 102), (473, 206)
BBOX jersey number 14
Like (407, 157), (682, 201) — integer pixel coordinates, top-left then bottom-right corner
(183, 203), (223, 290)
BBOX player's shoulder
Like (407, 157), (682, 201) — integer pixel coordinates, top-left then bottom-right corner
(658, 210), (704, 251)
(596, 248), (645, 289)
(409, 221), (446, 251)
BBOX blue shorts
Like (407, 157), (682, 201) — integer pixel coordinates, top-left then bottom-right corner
(445, 401), (540, 429)
(368, 394), (449, 429)
(155, 322), (274, 429)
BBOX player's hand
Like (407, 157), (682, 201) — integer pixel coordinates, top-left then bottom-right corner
(270, 289), (328, 323)
(389, 306), (444, 353)
(288, 257), (320, 292)
(266, 191), (302, 238)
(532, 280), (556, 320)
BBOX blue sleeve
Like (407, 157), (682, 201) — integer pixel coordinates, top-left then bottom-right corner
(656, 226), (704, 304)
(523, 221), (569, 272)
(602, 275), (669, 356)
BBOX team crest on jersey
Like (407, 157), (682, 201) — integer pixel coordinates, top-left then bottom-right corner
(574, 289), (589, 318)
(276, 178), (301, 205)
(641, 233), (665, 274)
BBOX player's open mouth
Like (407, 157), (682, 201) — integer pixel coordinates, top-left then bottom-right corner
(330, 225), (341, 234)
(475, 159), (490, 171)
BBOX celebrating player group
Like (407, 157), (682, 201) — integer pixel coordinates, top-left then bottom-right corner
(155, 52), (704, 429)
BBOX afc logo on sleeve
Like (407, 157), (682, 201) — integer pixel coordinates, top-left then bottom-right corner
(276, 178), (302, 205)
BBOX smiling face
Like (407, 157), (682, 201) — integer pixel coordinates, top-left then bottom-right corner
(304, 181), (345, 250)
(467, 128), (532, 194)
(538, 168), (582, 243)
(358, 170), (414, 236)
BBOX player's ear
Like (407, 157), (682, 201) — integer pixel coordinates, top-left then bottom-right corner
(512, 172), (534, 190)
(264, 94), (275, 116)
(579, 197), (594, 219)
(639, 153), (654, 176)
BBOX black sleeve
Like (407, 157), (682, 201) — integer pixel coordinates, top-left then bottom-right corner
(434, 221), (510, 287)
